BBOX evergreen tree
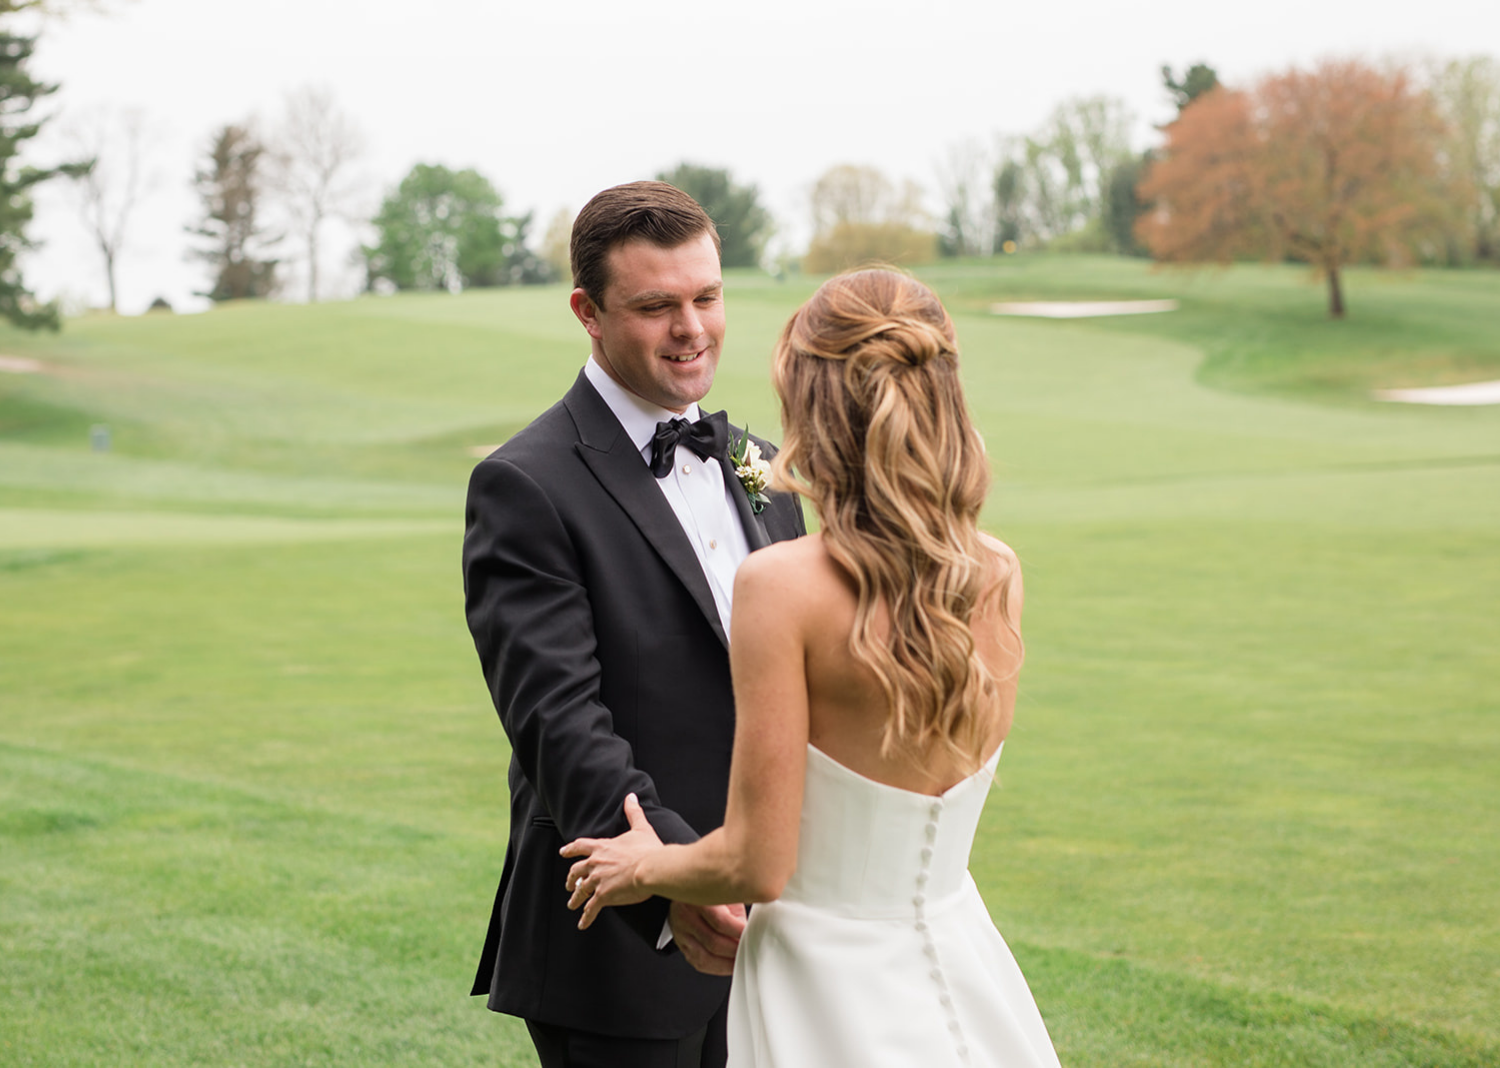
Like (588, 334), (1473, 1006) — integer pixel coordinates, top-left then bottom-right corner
(188, 124), (279, 301)
(0, 5), (78, 329)
(655, 163), (772, 268)
(1162, 63), (1221, 114)
(1101, 151), (1151, 256)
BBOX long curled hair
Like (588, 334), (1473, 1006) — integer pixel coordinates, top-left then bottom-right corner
(771, 268), (1014, 772)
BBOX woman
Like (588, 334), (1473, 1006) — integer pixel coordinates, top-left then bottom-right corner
(563, 269), (1062, 1067)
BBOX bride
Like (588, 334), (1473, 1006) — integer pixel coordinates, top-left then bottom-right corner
(563, 268), (1062, 1067)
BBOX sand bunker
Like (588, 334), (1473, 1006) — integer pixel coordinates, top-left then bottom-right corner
(0, 355), (42, 373)
(990, 299), (1179, 318)
(1373, 381), (1500, 406)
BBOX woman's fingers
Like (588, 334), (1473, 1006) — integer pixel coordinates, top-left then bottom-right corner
(578, 895), (602, 930)
(560, 837), (599, 859)
(623, 792), (650, 831)
(568, 880), (590, 912)
(565, 858), (589, 890)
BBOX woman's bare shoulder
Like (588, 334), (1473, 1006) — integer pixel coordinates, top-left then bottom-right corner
(977, 530), (1019, 569)
(737, 531), (834, 574)
(734, 533), (846, 601)
(976, 531), (1023, 618)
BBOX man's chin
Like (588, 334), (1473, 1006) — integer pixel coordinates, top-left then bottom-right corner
(658, 366), (717, 408)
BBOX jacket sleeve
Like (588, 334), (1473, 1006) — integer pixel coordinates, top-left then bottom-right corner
(462, 455), (698, 940)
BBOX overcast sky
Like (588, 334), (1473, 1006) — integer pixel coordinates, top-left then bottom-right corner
(21, 0), (1500, 313)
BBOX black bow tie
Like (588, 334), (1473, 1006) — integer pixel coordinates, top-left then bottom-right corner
(649, 410), (729, 478)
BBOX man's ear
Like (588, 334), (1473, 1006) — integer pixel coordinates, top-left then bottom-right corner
(570, 288), (604, 340)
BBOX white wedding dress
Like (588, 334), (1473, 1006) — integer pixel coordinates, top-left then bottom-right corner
(727, 743), (1062, 1068)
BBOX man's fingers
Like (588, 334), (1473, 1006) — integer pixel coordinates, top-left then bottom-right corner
(687, 923), (739, 960)
(671, 902), (742, 960)
(698, 902), (748, 939)
(559, 838), (599, 859)
(675, 926), (736, 976)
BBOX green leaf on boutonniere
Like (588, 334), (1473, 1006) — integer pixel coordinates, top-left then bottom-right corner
(729, 426), (772, 515)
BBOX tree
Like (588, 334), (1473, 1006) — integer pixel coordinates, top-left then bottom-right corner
(268, 86), (364, 302)
(1098, 63), (1223, 258)
(804, 164), (935, 272)
(934, 139), (995, 257)
(1033, 96), (1133, 240)
(188, 123), (278, 301)
(1137, 60), (1457, 318)
(990, 97), (1134, 248)
(992, 156), (1025, 249)
(363, 164), (548, 292)
(655, 163), (772, 268)
(62, 107), (146, 312)
(1101, 151), (1150, 256)
(1162, 63), (1221, 114)
(0, 3), (80, 329)
(540, 206), (573, 284)
(1428, 55), (1500, 263)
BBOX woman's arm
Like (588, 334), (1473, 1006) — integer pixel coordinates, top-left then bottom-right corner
(562, 545), (811, 929)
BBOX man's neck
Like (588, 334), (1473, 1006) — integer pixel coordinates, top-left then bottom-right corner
(584, 357), (700, 456)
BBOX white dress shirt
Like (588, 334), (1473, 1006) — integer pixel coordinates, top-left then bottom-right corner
(584, 357), (750, 640)
(584, 357), (754, 951)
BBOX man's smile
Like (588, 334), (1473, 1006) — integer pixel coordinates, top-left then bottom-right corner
(662, 350), (703, 363)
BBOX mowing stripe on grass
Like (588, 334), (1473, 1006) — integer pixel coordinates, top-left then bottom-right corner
(0, 508), (453, 549)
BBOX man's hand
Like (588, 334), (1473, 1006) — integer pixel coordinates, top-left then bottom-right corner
(668, 900), (746, 976)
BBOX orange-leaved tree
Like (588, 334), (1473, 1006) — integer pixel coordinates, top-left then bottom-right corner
(1137, 59), (1459, 318)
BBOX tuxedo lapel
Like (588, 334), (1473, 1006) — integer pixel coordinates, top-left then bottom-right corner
(717, 445), (771, 552)
(565, 373), (729, 649)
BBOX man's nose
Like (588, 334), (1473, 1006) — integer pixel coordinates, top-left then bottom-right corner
(671, 303), (703, 338)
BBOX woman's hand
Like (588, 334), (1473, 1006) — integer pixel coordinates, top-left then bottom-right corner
(560, 793), (664, 929)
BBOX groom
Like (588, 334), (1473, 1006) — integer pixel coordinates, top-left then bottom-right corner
(462, 181), (805, 1068)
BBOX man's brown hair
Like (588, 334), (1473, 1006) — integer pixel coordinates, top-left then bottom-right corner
(570, 181), (720, 307)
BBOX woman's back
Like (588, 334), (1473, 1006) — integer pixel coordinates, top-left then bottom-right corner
(727, 532), (1057, 1068)
(752, 530), (1023, 797)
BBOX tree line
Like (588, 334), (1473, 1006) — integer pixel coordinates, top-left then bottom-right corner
(170, 52), (1500, 323)
(1, 0), (1496, 328)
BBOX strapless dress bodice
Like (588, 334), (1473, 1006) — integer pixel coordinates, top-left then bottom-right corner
(780, 743), (1001, 917)
(727, 738), (1061, 1068)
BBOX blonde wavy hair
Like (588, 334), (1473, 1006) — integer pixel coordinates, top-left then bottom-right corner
(771, 268), (1015, 772)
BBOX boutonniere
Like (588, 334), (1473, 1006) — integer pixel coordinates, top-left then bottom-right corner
(729, 427), (772, 515)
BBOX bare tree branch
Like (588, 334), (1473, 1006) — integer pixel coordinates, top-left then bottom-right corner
(268, 85), (365, 302)
(60, 106), (146, 311)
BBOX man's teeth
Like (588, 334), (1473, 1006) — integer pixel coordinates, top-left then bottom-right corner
(664, 352), (699, 363)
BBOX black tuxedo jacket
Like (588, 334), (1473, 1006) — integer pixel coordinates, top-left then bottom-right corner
(462, 369), (805, 1039)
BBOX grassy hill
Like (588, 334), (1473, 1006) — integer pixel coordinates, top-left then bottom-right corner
(2, 258), (1497, 1066)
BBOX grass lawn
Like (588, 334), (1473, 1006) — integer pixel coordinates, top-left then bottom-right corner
(1, 257), (1496, 1065)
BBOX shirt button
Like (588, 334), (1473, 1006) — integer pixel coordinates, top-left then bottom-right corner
(709, 539), (718, 550)
(682, 463), (691, 475)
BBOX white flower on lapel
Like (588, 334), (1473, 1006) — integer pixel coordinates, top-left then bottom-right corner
(729, 427), (772, 515)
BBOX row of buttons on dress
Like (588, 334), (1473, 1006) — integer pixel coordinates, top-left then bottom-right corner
(915, 797), (971, 1065)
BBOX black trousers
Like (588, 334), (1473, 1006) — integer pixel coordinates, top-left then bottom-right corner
(525, 997), (729, 1068)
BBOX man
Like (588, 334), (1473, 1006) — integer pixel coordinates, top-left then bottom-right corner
(463, 181), (805, 1068)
